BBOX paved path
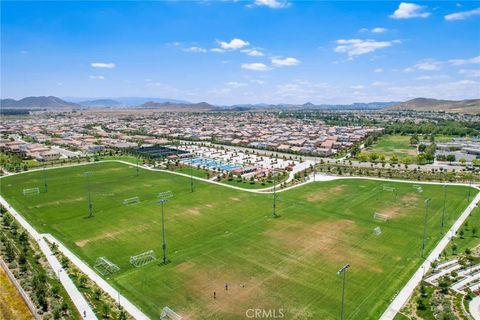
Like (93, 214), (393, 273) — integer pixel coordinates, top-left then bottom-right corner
(0, 196), (97, 320)
(379, 189), (480, 320)
(470, 296), (480, 320)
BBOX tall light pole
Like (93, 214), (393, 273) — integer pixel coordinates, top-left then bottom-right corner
(84, 172), (93, 218)
(422, 198), (431, 258)
(158, 191), (173, 264)
(441, 185), (448, 234)
(467, 179), (472, 202)
(337, 264), (350, 320)
(190, 157), (194, 193)
(272, 171), (279, 218)
(43, 164), (48, 193)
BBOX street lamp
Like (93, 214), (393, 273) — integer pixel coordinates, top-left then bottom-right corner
(84, 172), (93, 218)
(337, 264), (350, 320)
(422, 198), (431, 258)
(441, 185), (448, 234)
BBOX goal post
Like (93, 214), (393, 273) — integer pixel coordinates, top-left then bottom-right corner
(94, 257), (120, 276)
(161, 306), (182, 320)
(158, 191), (173, 199)
(373, 212), (389, 222)
(122, 196), (140, 205)
(130, 250), (156, 267)
(23, 187), (40, 196)
(382, 185), (396, 192)
(412, 185), (423, 193)
(373, 226), (382, 236)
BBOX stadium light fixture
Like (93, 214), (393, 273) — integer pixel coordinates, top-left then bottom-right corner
(84, 172), (93, 218)
(421, 198), (431, 258)
(337, 264), (350, 320)
(158, 191), (173, 264)
(43, 164), (48, 193)
(441, 185), (447, 234)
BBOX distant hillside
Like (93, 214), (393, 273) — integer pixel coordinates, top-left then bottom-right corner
(0, 96), (80, 109)
(388, 98), (480, 114)
(139, 101), (216, 111)
(63, 97), (190, 106)
(78, 99), (123, 107)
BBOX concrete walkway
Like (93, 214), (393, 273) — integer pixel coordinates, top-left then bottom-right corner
(0, 196), (97, 320)
(470, 296), (480, 320)
(380, 189), (480, 320)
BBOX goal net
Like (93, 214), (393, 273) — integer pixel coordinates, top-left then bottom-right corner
(161, 306), (182, 320)
(373, 212), (389, 222)
(373, 226), (382, 236)
(94, 257), (120, 276)
(412, 185), (423, 193)
(130, 250), (156, 267)
(158, 191), (173, 199)
(123, 196), (140, 205)
(382, 186), (396, 192)
(23, 187), (40, 195)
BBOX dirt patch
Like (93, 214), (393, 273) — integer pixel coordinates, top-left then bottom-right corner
(75, 225), (149, 247)
(401, 193), (420, 204)
(205, 204), (214, 208)
(306, 185), (345, 202)
(32, 197), (84, 209)
(229, 197), (241, 201)
(265, 219), (382, 273)
(187, 208), (201, 216)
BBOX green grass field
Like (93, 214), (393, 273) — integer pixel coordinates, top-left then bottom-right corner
(0, 161), (476, 320)
(366, 135), (418, 161)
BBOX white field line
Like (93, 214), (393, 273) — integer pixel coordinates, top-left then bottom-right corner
(380, 189), (480, 320)
(0, 196), (98, 320)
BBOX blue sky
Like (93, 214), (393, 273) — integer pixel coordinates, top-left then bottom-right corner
(2, 0), (479, 104)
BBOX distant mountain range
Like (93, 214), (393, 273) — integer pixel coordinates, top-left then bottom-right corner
(1, 96), (80, 109)
(1, 96), (478, 114)
(387, 98), (480, 114)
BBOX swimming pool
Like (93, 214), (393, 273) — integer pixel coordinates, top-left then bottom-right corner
(181, 157), (242, 171)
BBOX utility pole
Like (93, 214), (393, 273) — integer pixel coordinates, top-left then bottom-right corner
(441, 185), (447, 234)
(422, 198), (431, 258)
(158, 191), (173, 264)
(84, 172), (93, 218)
(337, 264), (350, 320)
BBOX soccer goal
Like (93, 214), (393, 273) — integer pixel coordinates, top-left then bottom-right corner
(382, 186), (396, 192)
(130, 250), (156, 267)
(23, 187), (40, 196)
(373, 226), (382, 236)
(413, 185), (423, 193)
(94, 257), (120, 276)
(161, 306), (182, 320)
(373, 212), (389, 222)
(122, 196), (140, 205)
(158, 191), (173, 199)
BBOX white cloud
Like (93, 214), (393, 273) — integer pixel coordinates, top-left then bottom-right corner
(227, 81), (248, 87)
(415, 75), (450, 80)
(241, 62), (269, 71)
(89, 75), (105, 80)
(415, 60), (442, 71)
(242, 49), (264, 56)
(371, 81), (388, 86)
(211, 48), (226, 53)
(459, 69), (480, 78)
(359, 28), (369, 33)
(253, 0), (290, 9)
(350, 85), (365, 90)
(390, 2), (431, 19)
(251, 79), (266, 84)
(372, 27), (388, 33)
(374, 68), (384, 73)
(183, 46), (207, 53)
(448, 56), (480, 65)
(271, 57), (300, 67)
(91, 62), (115, 68)
(334, 39), (399, 58)
(219, 38), (250, 50)
(445, 8), (480, 21)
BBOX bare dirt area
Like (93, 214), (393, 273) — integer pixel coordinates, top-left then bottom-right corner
(305, 185), (345, 202)
(0, 267), (33, 320)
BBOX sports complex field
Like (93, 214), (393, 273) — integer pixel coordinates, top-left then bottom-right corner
(0, 161), (476, 319)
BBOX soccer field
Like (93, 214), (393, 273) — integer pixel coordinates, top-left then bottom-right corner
(0, 161), (476, 319)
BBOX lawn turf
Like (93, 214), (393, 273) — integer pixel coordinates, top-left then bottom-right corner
(0, 161), (476, 319)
